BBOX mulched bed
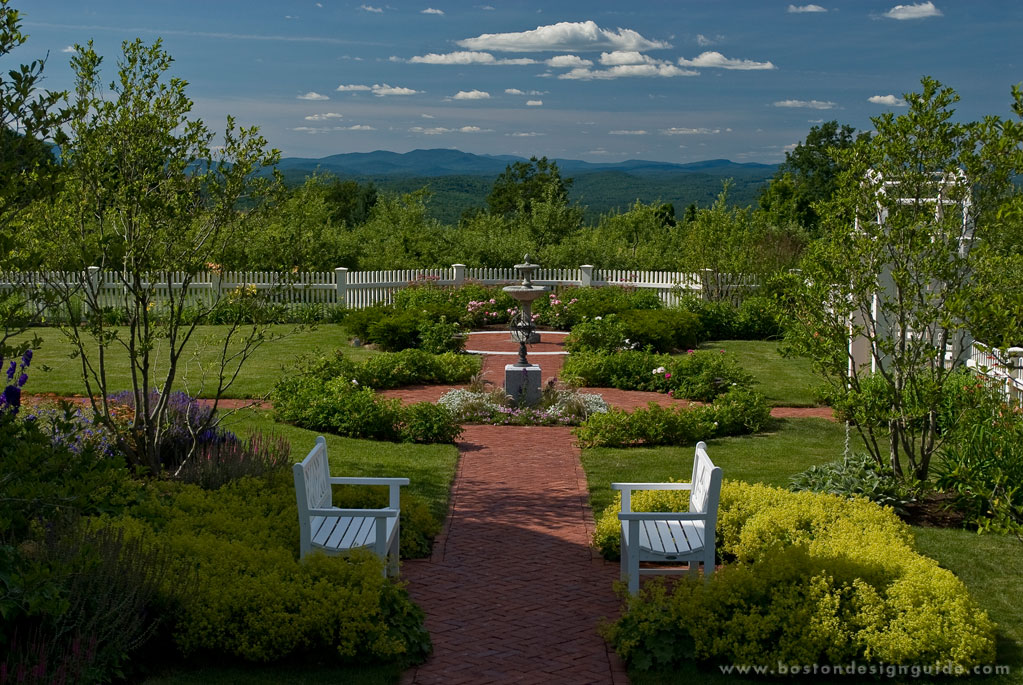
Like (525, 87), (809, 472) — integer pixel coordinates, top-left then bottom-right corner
(900, 491), (966, 528)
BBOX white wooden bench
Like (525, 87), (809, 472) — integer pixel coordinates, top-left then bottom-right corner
(293, 436), (409, 576)
(613, 441), (723, 594)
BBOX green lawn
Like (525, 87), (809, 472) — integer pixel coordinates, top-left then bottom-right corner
(581, 417), (853, 516)
(703, 339), (821, 407)
(15, 324), (377, 398)
(220, 409), (459, 522)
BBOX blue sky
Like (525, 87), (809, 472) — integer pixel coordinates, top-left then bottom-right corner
(18, 1), (1023, 163)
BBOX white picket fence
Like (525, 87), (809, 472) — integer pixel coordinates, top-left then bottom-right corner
(1, 264), (747, 312)
(967, 340), (1023, 406)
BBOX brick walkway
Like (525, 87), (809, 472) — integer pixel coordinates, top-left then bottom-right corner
(401, 425), (627, 685)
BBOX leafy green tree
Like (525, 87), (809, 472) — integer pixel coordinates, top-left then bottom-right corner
(0, 0), (65, 357)
(759, 120), (867, 234)
(486, 155), (572, 216)
(324, 177), (377, 226)
(353, 189), (453, 269)
(675, 182), (805, 300)
(29, 39), (280, 473)
(781, 77), (1023, 482)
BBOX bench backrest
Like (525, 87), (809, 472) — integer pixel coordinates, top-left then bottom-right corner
(689, 442), (723, 533)
(294, 436), (332, 512)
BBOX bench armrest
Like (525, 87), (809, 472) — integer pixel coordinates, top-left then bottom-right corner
(329, 477), (410, 486)
(308, 507), (400, 518)
(619, 511), (706, 522)
(612, 482), (691, 491)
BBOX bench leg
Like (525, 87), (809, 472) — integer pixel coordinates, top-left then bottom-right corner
(388, 518), (401, 576)
(626, 521), (640, 595)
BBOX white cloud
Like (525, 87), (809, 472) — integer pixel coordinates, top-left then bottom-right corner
(359, 4), (383, 12)
(787, 4), (828, 12)
(609, 129), (648, 135)
(773, 99), (836, 109)
(663, 127), (721, 135)
(315, 2), (323, 7)
(696, 34), (714, 46)
(61, 45), (76, 53)
(409, 51), (535, 65)
(293, 124), (376, 133)
(545, 54), (592, 68)
(456, 20), (670, 53)
(336, 83), (421, 96)
(297, 91), (330, 100)
(505, 88), (525, 94)
(783, 143), (799, 152)
(304, 112), (344, 120)
(452, 89), (491, 99)
(560, 62), (696, 80)
(421, 113), (435, 118)
(526, 99), (543, 106)
(868, 94), (907, 106)
(884, 1), (942, 19)
(678, 51), (775, 70)
(409, 125), (489, 134)
(421, 8), (444, 14)
(600, 51), (649, 66)
(371, 83), (419, 96)
(509, 131), (544, 137)
(478, 4), (495, 9)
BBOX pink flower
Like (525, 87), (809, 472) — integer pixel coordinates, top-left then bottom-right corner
(664, 373), (671, 379)
(687, 349), (694, 355)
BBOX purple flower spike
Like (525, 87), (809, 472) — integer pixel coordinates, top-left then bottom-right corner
(17, 373), (28, 388)
(21, 349), (33, 367)
(6, 361), (14, 380)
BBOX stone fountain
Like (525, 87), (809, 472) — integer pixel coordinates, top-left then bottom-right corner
(503, 255), (545, 406)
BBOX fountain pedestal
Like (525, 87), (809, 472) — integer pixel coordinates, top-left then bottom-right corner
(505, 363), (542, 407)
(503, 255), (545, 407)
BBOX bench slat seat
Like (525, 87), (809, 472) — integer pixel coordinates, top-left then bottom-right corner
(612, 441), (723, 594)
(294, 436), (408, 576)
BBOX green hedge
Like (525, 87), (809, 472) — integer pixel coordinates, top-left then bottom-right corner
(296, 348), (479, 390)
(596, 482), (996, 672)
(565, 310), (700, 354)
(573, 387), (770, 448)
(533, 286), (662, 329)
(113, 473), (434, 664)
(562, 349), (754, 402)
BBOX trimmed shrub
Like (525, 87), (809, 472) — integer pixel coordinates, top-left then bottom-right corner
(117, 473), (432, 664)
(288, 348), (479, 390)
(565, 310), (700, 354)
(562, 349), (753, 401)
(572, 387), (770, 448)
(598, 482), (997, 673)
(534, 286), (662, 330)
(675, 295), (782, 341)
(438, 387), (608, 426)
(272, 374), (461, 444)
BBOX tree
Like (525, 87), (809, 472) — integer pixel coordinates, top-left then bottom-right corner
(28, 39), (280, 473)
(781, 77), (1023, 482)
(0, 0), (65, 358)
(759, 121), (867, 234)
(486, 156), (572, 216)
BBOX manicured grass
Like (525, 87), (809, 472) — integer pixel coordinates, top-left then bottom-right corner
(702, 339), (821, 407)
(581, 417), (853, 516)
(220, 409), (459, 523)
(914, 528), (1023, 684)
(15, 324), (377, 399)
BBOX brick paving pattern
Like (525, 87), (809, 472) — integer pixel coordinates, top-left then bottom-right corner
(401, 425), (628, 685)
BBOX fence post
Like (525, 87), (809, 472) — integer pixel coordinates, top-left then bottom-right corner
(86, 266), (101, 313)
(699, 268), (714, 301)
(452, 263), (466, 286)
(335, 267), (349, 307)
(580, 264), (593, 288)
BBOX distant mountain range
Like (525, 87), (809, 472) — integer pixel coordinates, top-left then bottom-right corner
(276, 148), (777, 179)
(274, 148), (779, 224)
